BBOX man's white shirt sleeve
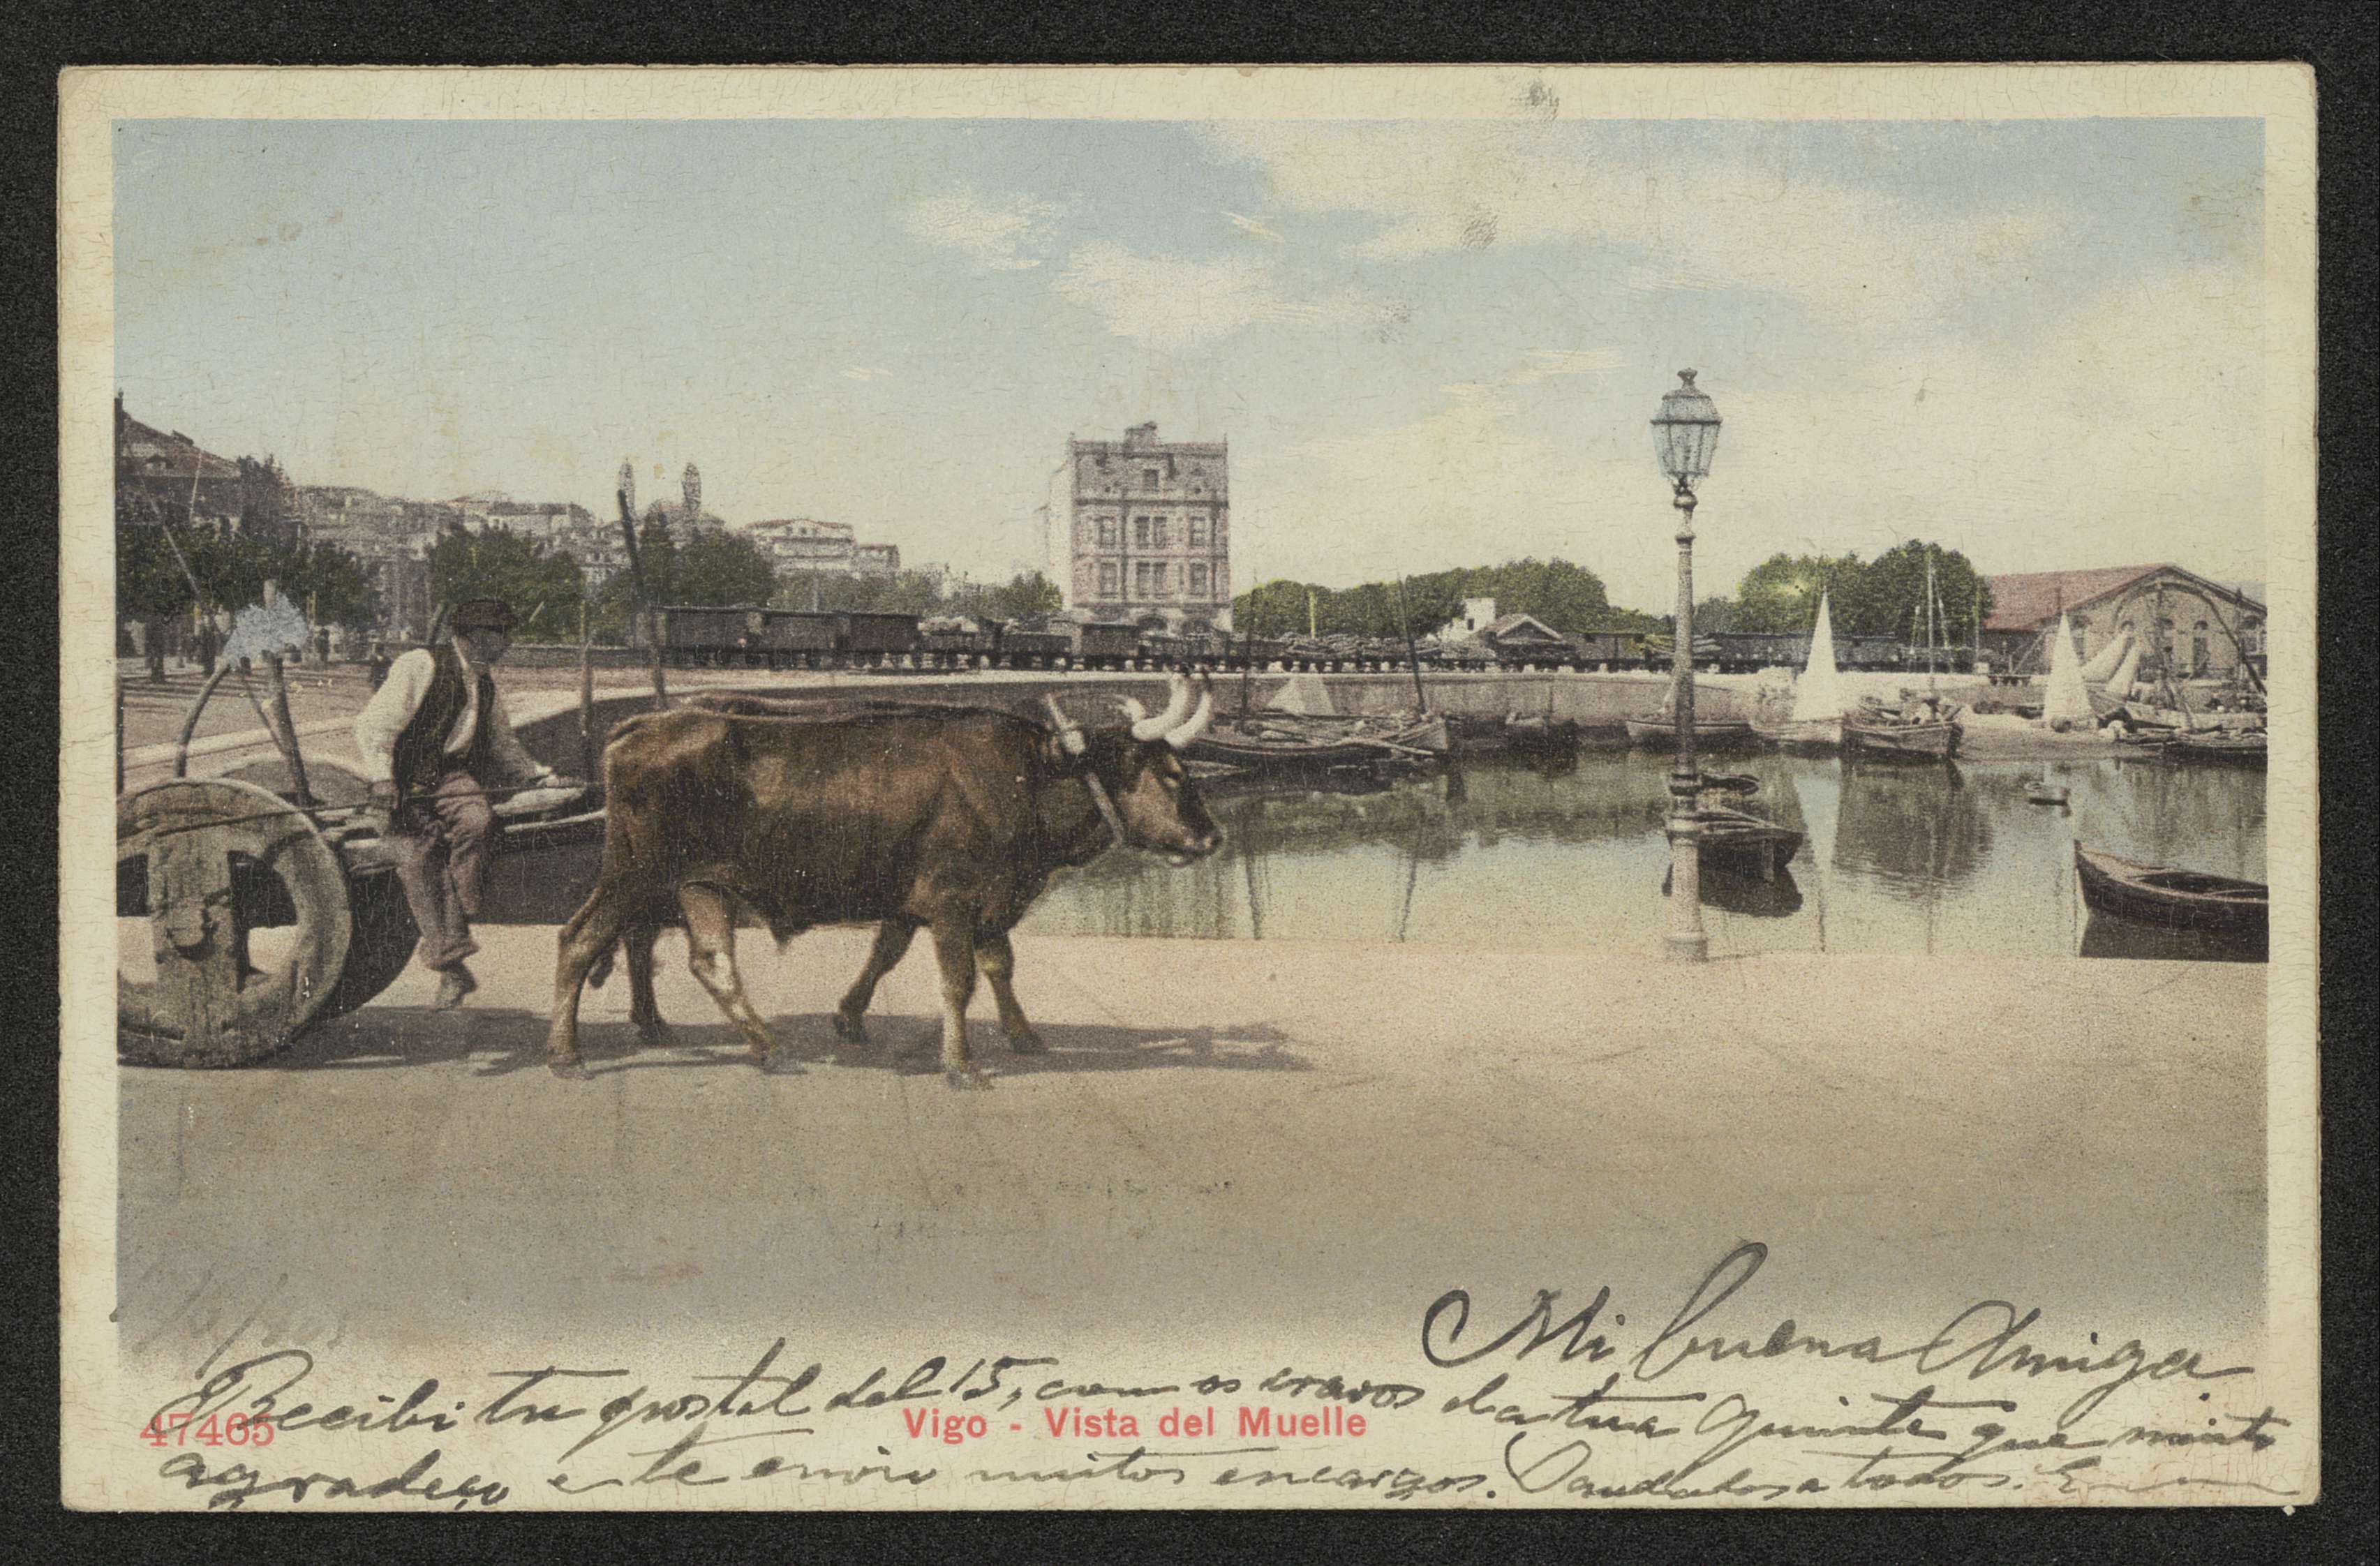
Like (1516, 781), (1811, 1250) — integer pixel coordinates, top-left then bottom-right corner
(353, 648), (438, 784)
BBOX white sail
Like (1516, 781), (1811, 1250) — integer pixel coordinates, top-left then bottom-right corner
(2104, 633), (2142, 696)
(1790, 590), (1845, 722)
(2041, 611), (2095, 727)
(2078, 627), (2132, 684)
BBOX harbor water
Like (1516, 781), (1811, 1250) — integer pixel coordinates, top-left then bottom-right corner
(1022, 751), (2267, 962)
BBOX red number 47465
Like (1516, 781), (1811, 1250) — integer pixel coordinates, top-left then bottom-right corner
(140, 1412), (277, 1447)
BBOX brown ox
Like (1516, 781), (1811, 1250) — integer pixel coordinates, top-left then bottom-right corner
(546, 676), (1221, 1086)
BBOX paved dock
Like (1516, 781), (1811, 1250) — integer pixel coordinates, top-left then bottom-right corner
(115, 928), (2266, 1369)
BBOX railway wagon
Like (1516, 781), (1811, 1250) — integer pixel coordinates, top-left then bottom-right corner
(1060, 620), (1143, 671)
(917, 619), (998, 670)
(637, 605), (759, 667)
(997, 626), (1073, 670)
(1570, 632), (1653, 669)
(1709, 632), (1811, 672)
(1138, 632), (1198, 669)
(1838, 634), (1908, 671)
(841, 611), (922, 665)
(748, 608), (840, 668)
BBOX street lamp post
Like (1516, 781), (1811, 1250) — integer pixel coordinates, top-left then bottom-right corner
(1652, 369), (1723, 962)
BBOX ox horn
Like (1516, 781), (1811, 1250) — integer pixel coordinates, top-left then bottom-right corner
(1129, 675), (1193, 742)
(1165, 678), (1216, 750)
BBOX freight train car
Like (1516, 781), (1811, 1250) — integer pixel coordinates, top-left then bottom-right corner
(996, 625), (1073, 670)
(1057, 620), (1143, 671)
(748, 608), (841, 669)
(634, 606), (923, 669)
(841, 611), (921, 666)
(636, 606), (760, 668)
(917, 619), (999, 670)
(1569, 632), (1654, 670)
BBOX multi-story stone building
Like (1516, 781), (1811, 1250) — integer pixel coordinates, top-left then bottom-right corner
(1048, 422), (1229, 628)
(743, 518), (902, 580)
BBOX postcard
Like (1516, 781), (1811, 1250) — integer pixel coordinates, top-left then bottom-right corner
(61, 64), (2318, 1509)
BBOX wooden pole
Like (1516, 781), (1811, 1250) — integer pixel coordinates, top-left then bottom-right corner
(258, 581), (315, 810)
(618, 488), (668, 711)
(1239, 589), (1258, 716)
(172, 660), (237, 779)
(578, 598), (597, 780)
(1396, 574), (1427, 713)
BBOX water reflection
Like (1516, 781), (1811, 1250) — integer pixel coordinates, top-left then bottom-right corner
(1023, 752), (2264, 962)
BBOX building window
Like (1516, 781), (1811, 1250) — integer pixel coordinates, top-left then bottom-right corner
(1152, 516), (1168, 549)
(1189, 562), (1208, 596)
(1095, 515), (1117, 546)
(1189, 516), (1207, 547)
(1133, 516), (1152, 548)
(1099, 562), (1119, 598)
(2244, 617), (2263, 653)
(1144, 467), (1161, 490)
(1134, 561), (1170, 597)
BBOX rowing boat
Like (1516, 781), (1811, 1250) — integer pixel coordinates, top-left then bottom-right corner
(1842, 716), (1961, 760)
(1622, 716), (1758, 748)
(2073, 843), (2267, 943)
(2166, 731), (2267, 767)
(1693, 805), (1803, 880)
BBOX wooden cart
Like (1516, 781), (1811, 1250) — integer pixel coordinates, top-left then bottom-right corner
(115, 754), (606, 1068)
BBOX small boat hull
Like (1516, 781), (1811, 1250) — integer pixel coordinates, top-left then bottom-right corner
(2074, 844), (2267, 944)
(1843, 718), (1961, 760)
(2166, 733), (2267, 767)
(1623, 717), (1759, 749)
(1693, 805), (1803, 879)
(1753, 717), (1842, 752)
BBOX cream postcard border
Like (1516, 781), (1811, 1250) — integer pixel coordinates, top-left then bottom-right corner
(57, 64), (2319, 1507)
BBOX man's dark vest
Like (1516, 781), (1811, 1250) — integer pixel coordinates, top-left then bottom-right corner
(391, 644), (497, 823)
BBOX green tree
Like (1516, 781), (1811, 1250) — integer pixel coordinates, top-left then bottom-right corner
(1231, 579), (1332, 636)
(1693, 595), (1741, 634)
(1730, 552), (1863, 634)
(282, 544), (374, 627)
(1460, 558), (1617, 634)
(674, 530), (779, 607)
(429, 526), (588, 641)
(1834, 540), (1991, 647)
(983, 570), (1063, 622)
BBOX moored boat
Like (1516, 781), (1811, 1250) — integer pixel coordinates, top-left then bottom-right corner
(1753, 717), (1842, 752)
(1693, 805), (1803, 879)
(1623, 716), (1759, 748)
(2166, 731), (2267, 766)
(2073, 843), (2267, 943)
(1842, 715), (1961, 760)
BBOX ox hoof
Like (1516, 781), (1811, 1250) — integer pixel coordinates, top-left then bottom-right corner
(831, 1010), (870, 1044)
(1008, 1029), (1048, 1056)
(634, 1020), (676, 1048)
(755, 1050), (806, 1076)
(546, 1057), (590, 1082)
(944, 1068), (996, 1091)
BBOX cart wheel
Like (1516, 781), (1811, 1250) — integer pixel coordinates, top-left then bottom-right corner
(116, 778), (352, 1067)
(313, 867), (420, 1025)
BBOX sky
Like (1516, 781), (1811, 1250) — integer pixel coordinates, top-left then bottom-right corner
(113, 115), (2266, 615)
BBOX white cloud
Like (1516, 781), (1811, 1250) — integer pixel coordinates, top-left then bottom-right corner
(1508, 347), (1629, 385)
(1205, 124), (2072, 334)
(900, 189), (1059, 271)
(1232, 261), (2263, 611)
(1053, 241), (1408, 351)
(1225, 210), (1286, 244)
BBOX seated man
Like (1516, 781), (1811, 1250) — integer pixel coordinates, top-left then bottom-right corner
(354, 598), (572, 1008)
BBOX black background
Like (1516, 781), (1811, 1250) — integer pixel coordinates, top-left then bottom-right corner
(1, 4), (2370, 1560)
